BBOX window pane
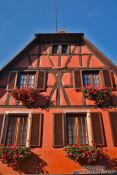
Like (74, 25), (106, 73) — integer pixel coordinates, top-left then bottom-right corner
(19, 73), (35, 89)
(17, 117), (27, 145)
(83, 71), (100, 87)
(92, 73), (100, 87)
(62, 45), (68, 54)
(28, 74), (35, 88)
(6, 117), (17, 145)
(19, 74), (27, 88)
(67, 114), (88, 145)
(78, 116), (88, 145)
(67, 117), (76, 144)
(52, 45), (58, 54)
(6, 115), (27, 145)
(83, 73), (91, 86)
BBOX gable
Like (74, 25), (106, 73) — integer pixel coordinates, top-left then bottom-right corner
(0, 33), (117, 75)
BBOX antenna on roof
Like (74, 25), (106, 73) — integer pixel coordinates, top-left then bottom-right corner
(51, 0), (59, 32)
(55, 5), (58, 32)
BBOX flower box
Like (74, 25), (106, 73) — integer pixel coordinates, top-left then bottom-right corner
(8, 87), (39, 105)
(0, 145), (31, 170)
(82, 86), (112, 105)
(64, 145), (104, 165)
(85, 98), (96, 105)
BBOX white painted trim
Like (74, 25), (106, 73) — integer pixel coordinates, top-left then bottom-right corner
(14, 71), (18, 88)
(5, 111), (32, 114)
(86, 112), (93, 146)
(4, 111), (32, 146)
(64, 109), (90, 113)
(6, 71), (18, 90)
(26, 113), (32, 147)
(6, 71), (11, 90)
(64, 110), (93, 146)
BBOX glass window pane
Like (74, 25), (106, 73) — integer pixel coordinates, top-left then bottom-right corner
(19, 73), (35, 88)
(78, 116), (88, 145)
(19, 74), (27, 88)
(6, 116), (27, 146)
(28, 74), (35, 88)
(62, 45), (68, 54)
(52, 45), (58, 54)
(83, 71), (100, 87)
(83, 73), (91, 86)
(93, 73), (100, 87)
(67, 117), (76, 144)
(6, 117), (17, 145)
(67, 114), (88, 145)
(17, 117), (27, 145)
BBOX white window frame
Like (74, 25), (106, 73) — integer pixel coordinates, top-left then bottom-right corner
(1, 111), (32, 147)
(64, 109), (93, 146)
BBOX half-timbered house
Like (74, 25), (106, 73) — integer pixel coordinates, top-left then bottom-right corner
(0, 32), (117, 174)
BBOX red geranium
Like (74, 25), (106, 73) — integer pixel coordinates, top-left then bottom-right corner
(64, 144), (104, 165)
(0, 145), (31, 170)
(82, 86), (112, 104)
(8, 87), (39, 105)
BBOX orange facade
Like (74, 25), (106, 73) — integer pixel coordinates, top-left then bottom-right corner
(0, 32), (117, 174)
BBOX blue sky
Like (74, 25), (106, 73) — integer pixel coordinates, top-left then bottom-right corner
(0, 0), (117, 68)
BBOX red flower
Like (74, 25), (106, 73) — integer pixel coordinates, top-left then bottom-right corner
(2, 154), (6, 158)
(69, 152), (73, 156)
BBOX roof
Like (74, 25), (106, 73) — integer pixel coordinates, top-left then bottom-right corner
(35, 32), (84, 36)
(83, 36), (117, 74)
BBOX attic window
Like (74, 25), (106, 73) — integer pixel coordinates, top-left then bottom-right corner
(52, 45), (58, 54)
(62, 45), (68, 54)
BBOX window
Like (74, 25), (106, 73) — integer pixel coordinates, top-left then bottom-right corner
(19, 73), (35, 89)
(62, 45), (68, 54)
(83, 71), (100, 87)
(6, 115), (27, 145)
(67, 113), (88, 145)
(52, 45), (58, 54)
(51, 44), (69, 54)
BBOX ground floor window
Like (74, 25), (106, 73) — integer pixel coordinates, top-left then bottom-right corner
(66, 113), (88, 145)
(5, 115), (27, 145)
(54, 112), (106, 147)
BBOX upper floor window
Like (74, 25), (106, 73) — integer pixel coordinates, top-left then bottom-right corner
(19, 73), (35, 89)
(82, 71), (100, 87)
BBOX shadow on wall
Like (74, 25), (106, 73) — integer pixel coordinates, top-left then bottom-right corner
(111, 94), (117, 106)
(34, 93), (55, 110)
(0, 89), (6, 98)
(90, 154), (117, 170)
(18, 152), (49, 174)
